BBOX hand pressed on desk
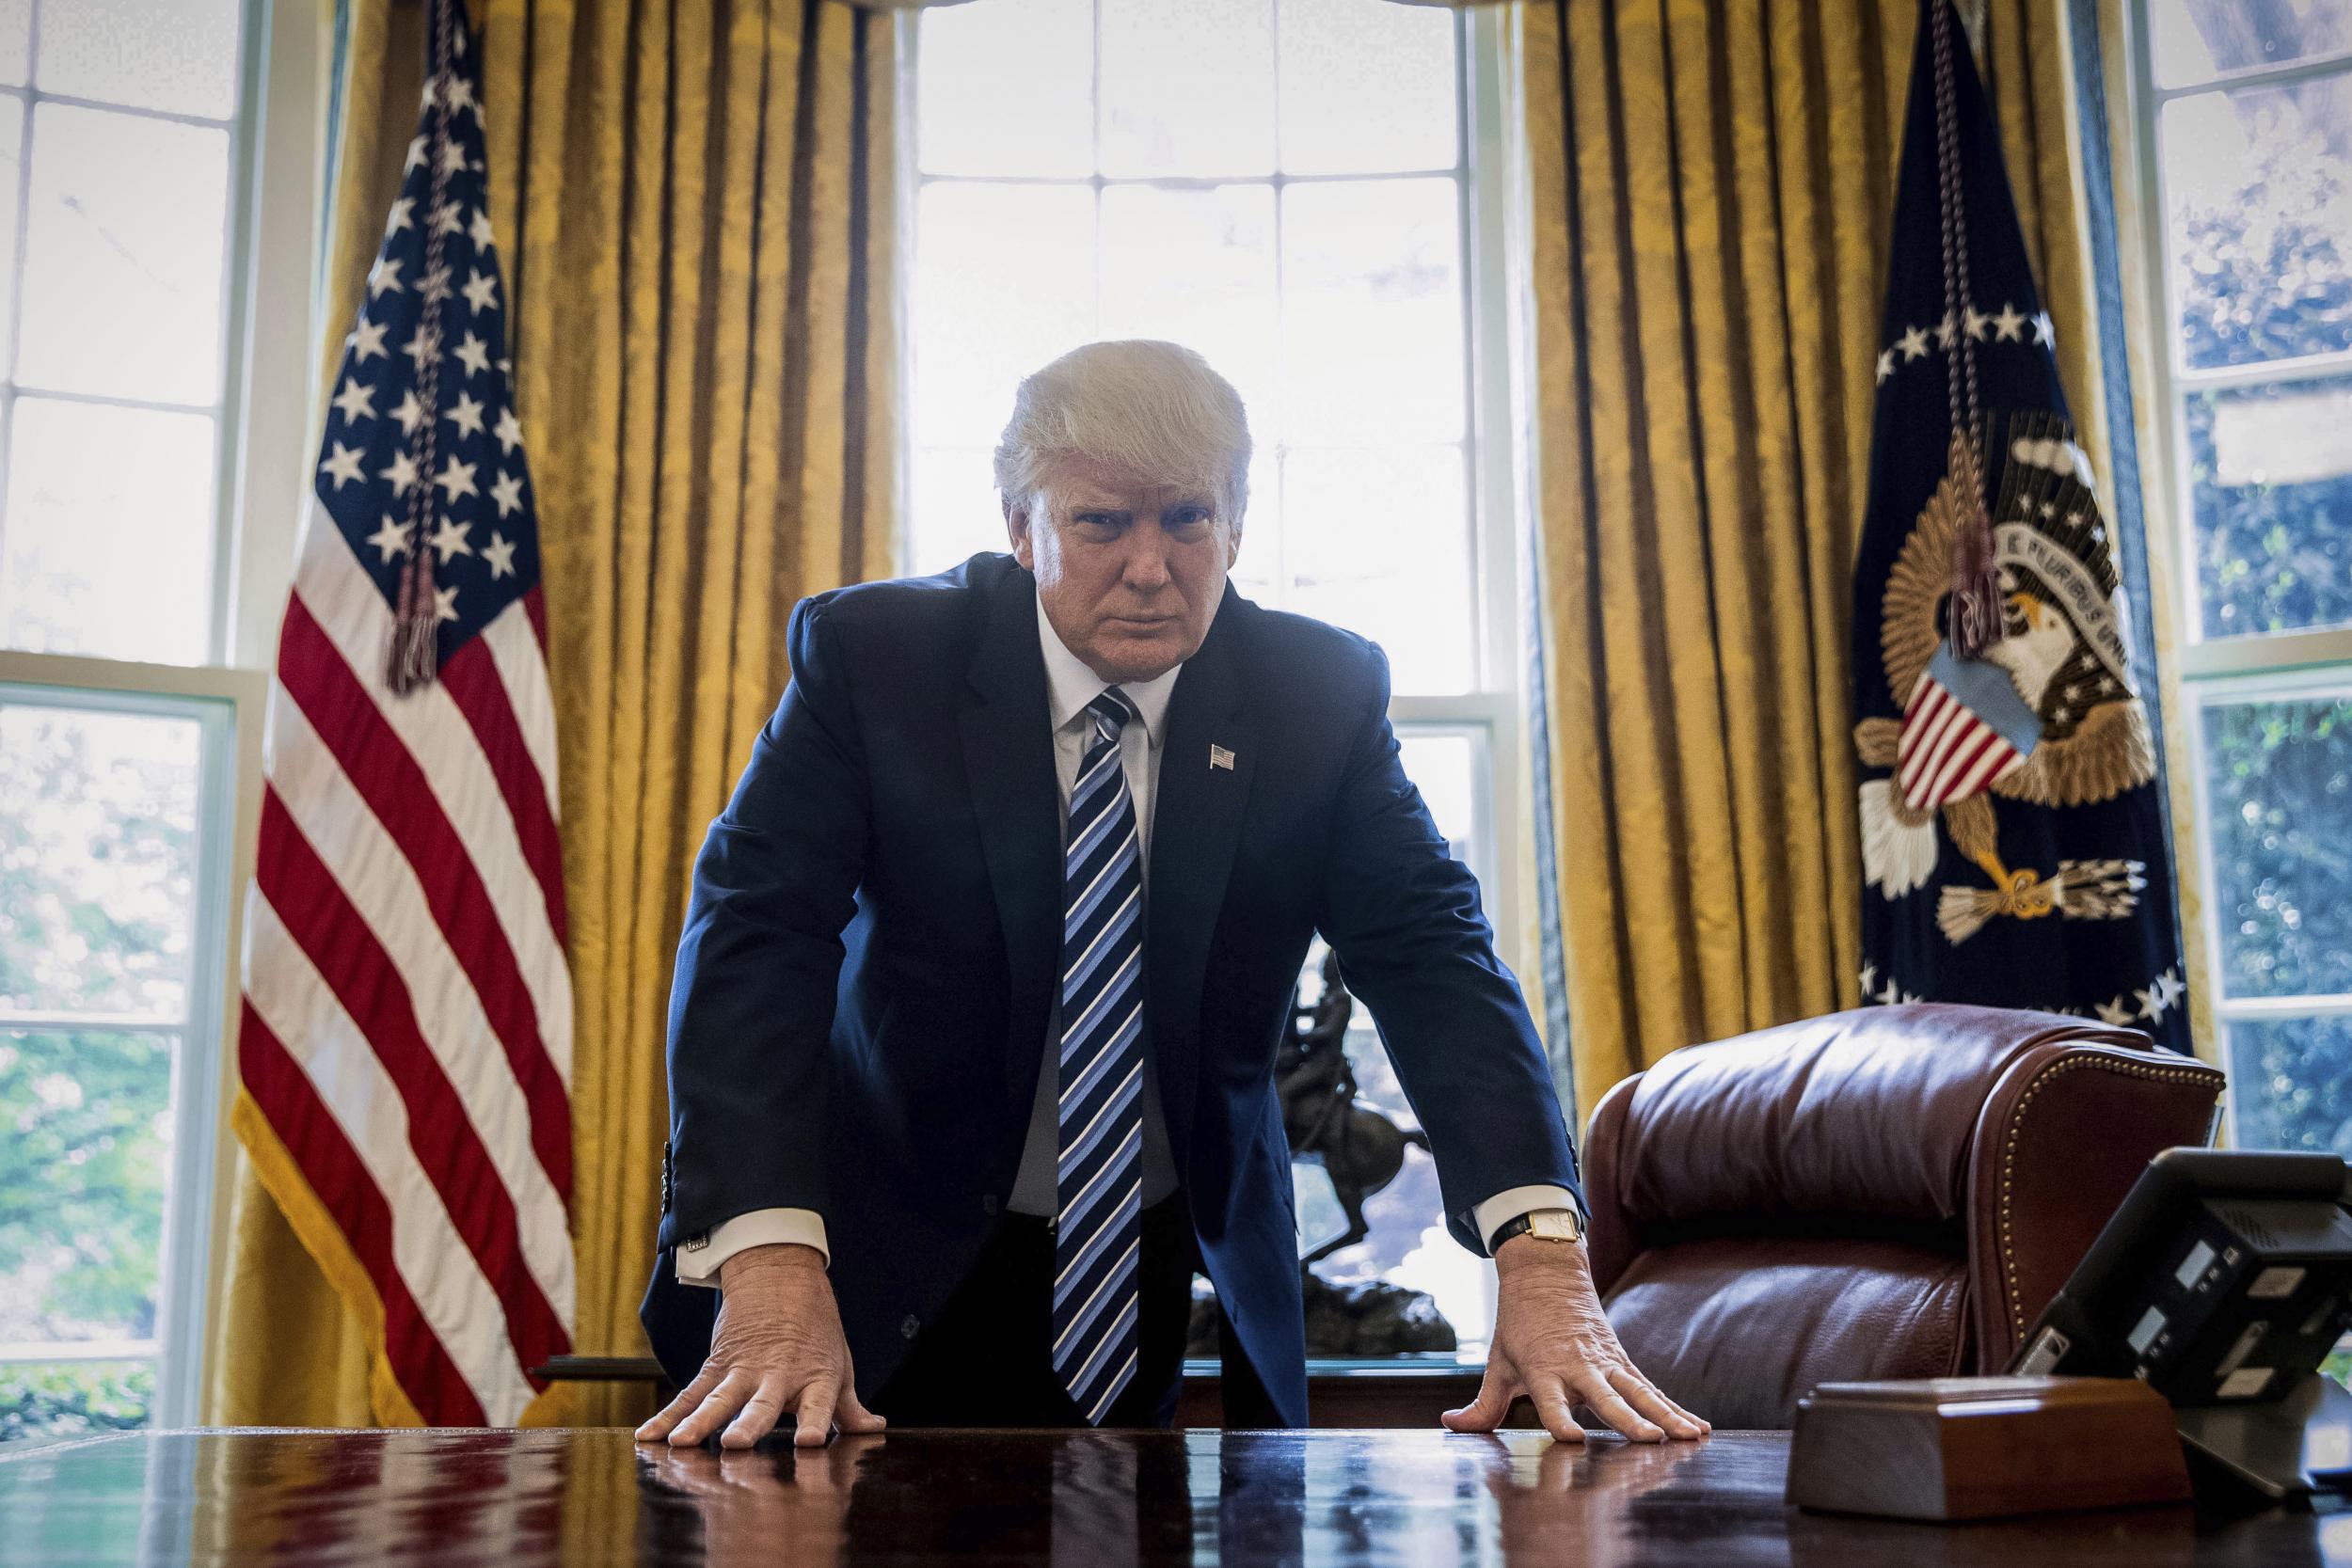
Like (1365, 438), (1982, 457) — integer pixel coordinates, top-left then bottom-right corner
(634, 1243), (886, 1449)
(1442, 1235), (1711, 1445)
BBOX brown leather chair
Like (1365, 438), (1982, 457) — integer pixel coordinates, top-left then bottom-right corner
(1584, 1004), (2223, 1430)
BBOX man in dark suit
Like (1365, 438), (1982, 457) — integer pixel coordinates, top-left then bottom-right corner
(636, 341), (1706, 1446)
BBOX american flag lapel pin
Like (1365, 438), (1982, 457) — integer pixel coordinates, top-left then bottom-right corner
(1210, 744), (1235, 772)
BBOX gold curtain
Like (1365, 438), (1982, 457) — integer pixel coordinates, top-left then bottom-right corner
(208, 0), (901, 1427)
(1506, 0), (2123, 1111)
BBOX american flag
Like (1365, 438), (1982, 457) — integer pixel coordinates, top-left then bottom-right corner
(237, 0), (573, 1425)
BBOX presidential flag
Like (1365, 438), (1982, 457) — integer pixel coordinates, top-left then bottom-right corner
(1851, 0), (2189, 1048)
(235, 0), (575, 1424)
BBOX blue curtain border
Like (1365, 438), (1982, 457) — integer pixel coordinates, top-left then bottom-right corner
(318, 0), (353, 312)
(2063, 0), (2186, 962)
(1523, 511), (1578, 1133)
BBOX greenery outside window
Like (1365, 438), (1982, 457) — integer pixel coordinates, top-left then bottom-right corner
(2126, 0), (2352, 1151)
(0, 676), (253, 1444)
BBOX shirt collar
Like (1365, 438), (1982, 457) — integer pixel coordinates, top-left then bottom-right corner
(1036, 594), (1181, 746)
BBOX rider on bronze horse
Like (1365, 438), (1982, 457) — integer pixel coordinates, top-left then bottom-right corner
(1275, 951), (1431, 1267)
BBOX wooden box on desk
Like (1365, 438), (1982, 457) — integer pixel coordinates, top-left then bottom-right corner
(1787, 1376), (2192, 1521)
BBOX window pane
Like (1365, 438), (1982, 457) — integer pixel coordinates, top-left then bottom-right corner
(18, 103), (231, 404)
(0, 3), (25, 89)
(914, 0), (1091, 179)
(1280, 178), (1467, 445)
(1284, 445), (1473, 693)
(1278, 0), (1457, 176)
(2201, 696), (2352, 1000)
(2186, 374), (2352, 639)
(2229, 1015), (2352, 1155)
(909, 445), (1006, 578)
(0, 98), (23, 374)
(912, 182), (1096, 449)
(2152, 0), (2352, 88)
(1228, 445), (1278, 602)
(0, 398), (217, 663)
(1098, 0), (1276, 179)
(0, 1030), (176, 1349)
(2162, 77), (2352, 373)
(0, 1361), (154, 1445)
(36, 0), (242, 119)
(0, 705), (201, 1019)
(1100, 184), (1278, 432)
(1397, 732), (1477, 865)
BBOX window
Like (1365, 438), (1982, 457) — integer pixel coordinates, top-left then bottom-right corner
(1289, 726), (1502, 1347)
(908, 0), (1505, 698)
(0, 0), (313, 1443)
(0, 679), (250, 1444)
(2127, 0), (2352, 1152)
(908, 0), (1526, 1356)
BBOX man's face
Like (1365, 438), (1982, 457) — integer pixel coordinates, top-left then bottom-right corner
(1008, 456), (1240, 684)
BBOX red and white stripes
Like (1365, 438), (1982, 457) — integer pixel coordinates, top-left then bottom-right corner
(240, 517), (574, 1425)
(1897, 673), (2026, 813)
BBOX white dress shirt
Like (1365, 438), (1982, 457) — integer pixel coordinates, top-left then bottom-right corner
(676, 600), (1577, 1286)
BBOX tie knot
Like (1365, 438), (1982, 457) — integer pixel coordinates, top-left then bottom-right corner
(1087, 689), (1136, 737)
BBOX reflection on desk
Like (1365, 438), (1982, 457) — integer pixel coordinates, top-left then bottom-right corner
(0, 1427), (2344, 1566)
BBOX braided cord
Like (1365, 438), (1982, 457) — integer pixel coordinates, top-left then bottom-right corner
(389, 0), (459, 692)
(1932, 0), (1982, 455)
(1931, 0), (2002, 657)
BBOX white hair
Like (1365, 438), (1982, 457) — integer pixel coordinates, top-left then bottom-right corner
(993, 341), (1252, 528)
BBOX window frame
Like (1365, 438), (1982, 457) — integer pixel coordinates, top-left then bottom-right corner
(898, 4), (1531, 1360)
(2122, 1), (2352, 1144)
(0, 4), (236, 667)
(0, 657), (263, 1429)
(899, 3), (1527, 962)
(0, 0), (322, 1427)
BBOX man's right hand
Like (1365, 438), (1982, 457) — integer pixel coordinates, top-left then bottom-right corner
(633, 1243), (888, 1449)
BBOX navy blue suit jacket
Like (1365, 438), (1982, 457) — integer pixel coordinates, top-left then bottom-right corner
(640, 552), (1581, 1424)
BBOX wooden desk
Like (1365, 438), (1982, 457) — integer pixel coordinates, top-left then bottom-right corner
(2, 1426), (2345, 1565)
(537, 1354), (1507, 1429)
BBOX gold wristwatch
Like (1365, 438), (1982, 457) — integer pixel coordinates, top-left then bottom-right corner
(1486, 1207), (1583, 1254)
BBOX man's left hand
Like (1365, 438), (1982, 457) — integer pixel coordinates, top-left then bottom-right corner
(1441, 1235), (1710, 1444)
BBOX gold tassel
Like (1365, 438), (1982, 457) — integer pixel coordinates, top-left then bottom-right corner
(1946, 426), (2003, 658)
(386, 613), (438, 694)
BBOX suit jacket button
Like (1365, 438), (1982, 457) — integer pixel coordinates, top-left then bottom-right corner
(901, 1315), (921, 1340)
(981, 1194), (998, 1216)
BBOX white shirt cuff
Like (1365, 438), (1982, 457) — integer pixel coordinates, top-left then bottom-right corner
(1471, 1184), (1583, 1256)
(674, 1207), (830, 1287)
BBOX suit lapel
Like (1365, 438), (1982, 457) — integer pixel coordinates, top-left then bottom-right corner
(1147, 588), (1256, 1161)
(957, 562), (1063, 1118)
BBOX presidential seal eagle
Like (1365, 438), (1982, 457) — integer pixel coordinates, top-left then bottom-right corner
(1856, 412), (2155, 944)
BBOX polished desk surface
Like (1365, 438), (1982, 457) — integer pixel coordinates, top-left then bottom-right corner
(3, 1427), (2350, 1566)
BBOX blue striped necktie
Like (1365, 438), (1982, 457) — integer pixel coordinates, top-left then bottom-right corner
(1054, 689), (1147, 1426)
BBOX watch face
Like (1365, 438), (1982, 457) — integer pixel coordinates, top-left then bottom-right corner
(1527, 1211), (1581, 1242)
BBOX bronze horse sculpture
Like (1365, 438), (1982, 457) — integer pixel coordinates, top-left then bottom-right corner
(1182, 950), (1456, 1357)
(1276, 950), (1430, 1266)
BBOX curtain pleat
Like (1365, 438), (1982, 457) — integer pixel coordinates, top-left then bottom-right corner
(208, 0), (900, 1429)
(1514, 0), (2124, 1112)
